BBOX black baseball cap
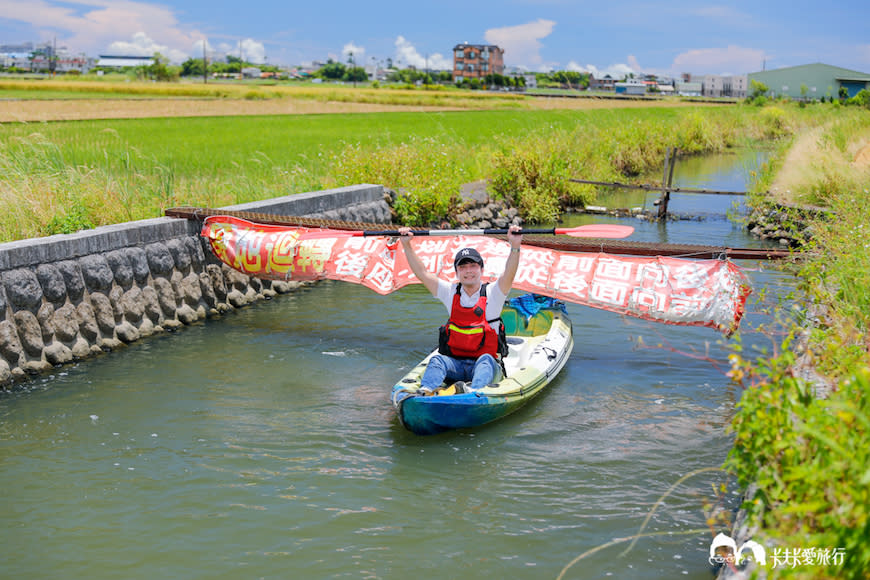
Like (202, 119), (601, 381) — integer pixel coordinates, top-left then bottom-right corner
(454, 247), (484, 268)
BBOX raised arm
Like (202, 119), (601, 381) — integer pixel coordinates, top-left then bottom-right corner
(497, 225), (523, 295)
(398, 228), (440, 296)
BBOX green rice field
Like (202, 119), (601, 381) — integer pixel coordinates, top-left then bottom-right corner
(0, 97), (854, 240)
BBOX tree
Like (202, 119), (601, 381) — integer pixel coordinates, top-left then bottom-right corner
(343, 66), (368, 83)
(318, 59), (346, 80)
(225, 55), (243, 73)
(135, 52), (176, 81)
(748, 79), (768, 99)
(181, 57), (205, 77)
(148, 53), (175, 81)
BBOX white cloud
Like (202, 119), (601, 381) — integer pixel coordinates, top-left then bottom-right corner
(671, 45), (767, 75)
(108, 32), (187, 63)
(241, 39), (266, 64)
(485, 19), (555, 70)
(0, 0), (219, 64)
(393, 36), (451, 70)
(210, 39), (265, 63)
(566, 60), (638, 79)
(342, 42), (365, 65)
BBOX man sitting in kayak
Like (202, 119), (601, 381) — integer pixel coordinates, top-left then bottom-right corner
(398, 225), (523, 394)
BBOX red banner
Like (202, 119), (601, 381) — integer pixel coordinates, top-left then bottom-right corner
(202, 216), (751, 333)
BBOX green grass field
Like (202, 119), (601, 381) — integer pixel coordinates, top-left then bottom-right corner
(0, 97), (857, 239)
(0, 107), (693, 238)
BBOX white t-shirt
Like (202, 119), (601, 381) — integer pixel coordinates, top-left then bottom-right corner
(435, 279), (508, 331)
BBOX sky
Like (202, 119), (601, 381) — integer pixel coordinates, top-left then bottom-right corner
(1, 0), (869, 77)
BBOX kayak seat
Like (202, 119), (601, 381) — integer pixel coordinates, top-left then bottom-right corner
(525, 310), (554, 336)
(500, 308), (522, 335)
(501, 307), (555, 337)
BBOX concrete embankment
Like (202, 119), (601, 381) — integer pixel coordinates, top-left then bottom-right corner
(0, 184), (391, 387)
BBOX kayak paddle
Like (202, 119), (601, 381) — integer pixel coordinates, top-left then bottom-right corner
(299, 224), (634, 240)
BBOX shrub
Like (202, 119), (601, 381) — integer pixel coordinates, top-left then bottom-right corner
(45, 198), (95, 235)
(327, 137), (468, 226)
(489, 136), (589, 223)
(846, 89), (870, 109)
(758, 106), (789, 138)
(726, 355), (870, 579)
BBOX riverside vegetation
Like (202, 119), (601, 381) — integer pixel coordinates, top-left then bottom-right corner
(1, 91), (855, 238)
(2, 80), (869, 578)
(726, 111), (870, 579)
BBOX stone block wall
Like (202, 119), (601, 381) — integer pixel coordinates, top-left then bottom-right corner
(0, 184), (389, 387)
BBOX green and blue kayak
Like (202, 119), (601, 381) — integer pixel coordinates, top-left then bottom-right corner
(391, 295), (574, 435)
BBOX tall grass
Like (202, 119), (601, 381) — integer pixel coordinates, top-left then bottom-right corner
(0, 103), (858, 239)
(726, 108), (870, 579)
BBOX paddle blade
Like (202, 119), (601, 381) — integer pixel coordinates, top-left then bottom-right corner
(556, 225), (634, 239)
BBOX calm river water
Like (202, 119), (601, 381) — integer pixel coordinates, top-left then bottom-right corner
(1, 151), (792, 579)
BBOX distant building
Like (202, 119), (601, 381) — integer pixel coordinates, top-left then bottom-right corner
(702, 74), (747, 98)
(730, 75), (748, 98)
(748, 62), (870, 99)
(589, 74), (616, 91)
(704, 75), (726, 97)
(0, 41), (93, 73)
(452, 43), (504, 82)
(0, 52), (31, 70)
(614, 78), (646, 95)
(675, 81), (702, 96)
(678, 73), (746, 98)
(30, 53), (93, 74)
(97, 55), (154, 69)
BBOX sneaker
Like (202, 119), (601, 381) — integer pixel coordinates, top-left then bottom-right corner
(418, 386), (436, 396)
(453, 381), (467, 394)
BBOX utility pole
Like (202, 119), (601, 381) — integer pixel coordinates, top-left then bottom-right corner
(202, 39), (207, 84)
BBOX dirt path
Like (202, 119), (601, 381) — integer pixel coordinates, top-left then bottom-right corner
(0, 94), (710, 123)
(767, 126), (826, 204)
(0, 98), (461, 122)
(854, 141), (870, 168)
(769, 124), (870, 205)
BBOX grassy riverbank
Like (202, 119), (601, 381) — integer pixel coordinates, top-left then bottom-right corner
(0, 99), (850, 240)
(726, 110), (870, 579)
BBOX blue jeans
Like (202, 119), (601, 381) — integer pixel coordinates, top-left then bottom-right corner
(421, 353), (501, 391)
